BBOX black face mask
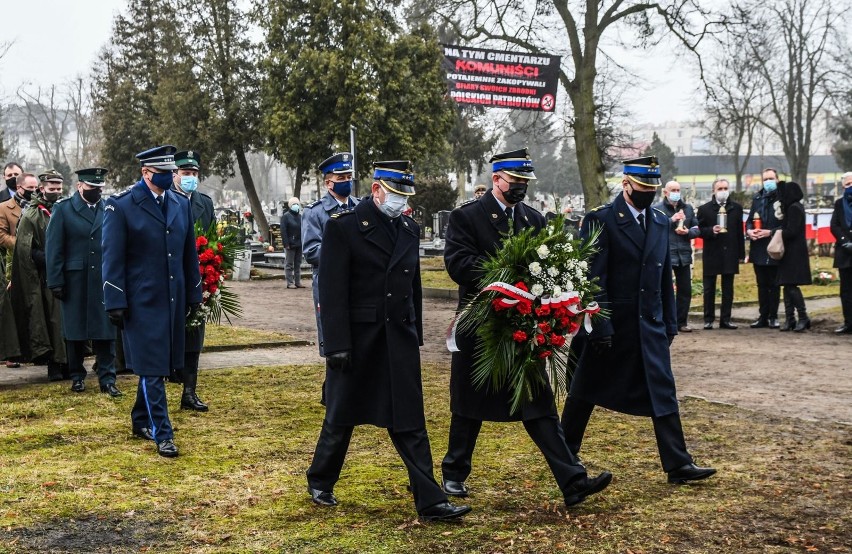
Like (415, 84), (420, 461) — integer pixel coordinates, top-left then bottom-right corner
(80, 187), (102, 204)
(627, 185), (656, 210)
(21, 189), (34, 202)
(44, 192), (61, 205)
(502, 180), (528, 204)
(5, 177), (17, 191)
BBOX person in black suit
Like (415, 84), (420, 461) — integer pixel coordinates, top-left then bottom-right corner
(697, 179), (745, 330)
(280, 197), (304, 289)
(0, 162), (22, 204)
(774, 181), (812, 331)
(562, 156), (716, 485)
(441, 148), (611, 508)
(305, 161), (470, 522)
(745, 169), (782, 328)
(830, 172), (852, 334)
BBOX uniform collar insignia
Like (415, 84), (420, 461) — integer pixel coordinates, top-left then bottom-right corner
(491, 213), (498, 219)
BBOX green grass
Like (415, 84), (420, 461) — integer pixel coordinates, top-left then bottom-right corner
(204, 324), (295, 347)
(0, 363), (849, 552)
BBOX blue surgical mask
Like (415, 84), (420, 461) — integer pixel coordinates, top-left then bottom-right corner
(180, 175), (199, 193)
(290, 204), (301, 213)
(763, 180), (777, 193)
(150, 171), (173, 190)
(332, 179), (352, 197)
(668, 192), (681, 203)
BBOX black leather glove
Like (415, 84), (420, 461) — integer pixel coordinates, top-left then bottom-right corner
(668, 335), (675, 346)
(108, 309), (126, 329)
(842, 242), (852, 253)
(187, 303), (202, 318)
(50, 287), (65, 300)
(326, 351), (351, 372)
(589, 336), (612, 355)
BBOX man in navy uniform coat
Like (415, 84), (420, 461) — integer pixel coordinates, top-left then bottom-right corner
(172, 150), (213, 412)
(441, 148), (611, 508)
(561, 156), (716, 484)
(305, 161), (470, 522)
(102, 145), (202, 458)
(46, 167), (121, 397)
(301, 153), (358, 355)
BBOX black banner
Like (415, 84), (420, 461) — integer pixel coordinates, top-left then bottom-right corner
(442, 44), (561, 112)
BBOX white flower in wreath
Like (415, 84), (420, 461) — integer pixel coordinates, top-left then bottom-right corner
(529, 261), (542, 276)
(552, 285), (562, 296)
(547, 266), (559, 277)
(536, 245), (550, 259)
(564, 280), (574, 291)
(531, 283), (544, 297)
(579, 260), (588, 270)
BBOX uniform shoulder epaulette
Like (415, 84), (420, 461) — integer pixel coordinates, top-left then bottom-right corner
(306, 199), (321, 209)
(459, 198), (477, 207)
(522, 202), (543, 216)
(112, 189), (131, 199)
(591, 203), (611, 212)
(330, 210), (355, 219)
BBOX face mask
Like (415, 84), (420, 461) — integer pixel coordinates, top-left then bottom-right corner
(332, 179), (352, 197)
(668, 192), (681, 203)
(5, 177), (17, 191)
(627, 185), (656, 210)
(21, 189), (34, 202)
(763, 180), (777, 193)
(844, 186), (852, 198)
(715, 190), (729, 203)
(378, 191), (408, 219)
(80, 187), (102, 204)
(502, 180), (528, 204)
(180, 176), (199, 193)
(44, 192), (61, 204)
(149, 171), (173, 190)
(290, 204), (301, 213)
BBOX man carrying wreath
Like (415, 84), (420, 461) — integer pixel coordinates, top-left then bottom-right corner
(442, 148), (612, 508)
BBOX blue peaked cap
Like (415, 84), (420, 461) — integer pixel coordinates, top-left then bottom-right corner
(318, 152), (354, 175)
(623, 155), (662, 186)
(373, 160), (415, 196)
(136, 145), (177, 170)
(490, 148), (536, 180)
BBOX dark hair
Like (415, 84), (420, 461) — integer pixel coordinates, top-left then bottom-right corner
(4, 162), (22, 173)
(762, 167), (778, 179)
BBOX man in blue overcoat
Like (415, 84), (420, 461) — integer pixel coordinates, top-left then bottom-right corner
(301, 153), (358, 356)
(561, 156), (716, 484)
(102, 145), (202, 458)
(46, 167), (121, 396)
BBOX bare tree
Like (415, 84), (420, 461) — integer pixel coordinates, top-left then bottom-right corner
(16, 85), (73, 169)
(421, 0), (722, 210)
(735, 0), (849, 194)
(66, 77), (102, 169)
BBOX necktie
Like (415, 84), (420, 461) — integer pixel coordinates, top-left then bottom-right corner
(504, 206), (513, 221)
(156, 195), (166, 216)
(637, 213), (645, 233)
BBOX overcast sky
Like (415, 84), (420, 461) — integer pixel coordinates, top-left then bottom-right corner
(0, 0), (698, 125)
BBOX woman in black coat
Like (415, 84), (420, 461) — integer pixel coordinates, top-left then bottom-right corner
(830, 174), (852, 333)
(774, 181), (812, 331)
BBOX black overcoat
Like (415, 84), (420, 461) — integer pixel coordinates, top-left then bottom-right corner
(775, 182), (811, 286)
(319, 200), (425, 432)
(280, 209), (302, 249)
(697, 198), (745, 276)
(830, 197), (852, 270)
(190, 191), (215, 231)
(652, 199), (699, 267)
(45, 193), (114, 341)
(102, 182), (202, 376)
(569, 193), (680, 418)
(746, 188), (781, 267)
(444, 190), (553, 422)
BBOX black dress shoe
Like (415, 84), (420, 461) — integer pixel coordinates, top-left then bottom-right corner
(563, 471), (613, 507)
(181, 392), (209, 412)
(157, 439), (179, 458)
(793, 317), (811, 332)
(749, 318), (768, 328)
(308, 487), (338, 506)
(100, 383), (123, 397)
(719, 320), (738, 329)
(70, 379), (86, 392)
(834, 324), (852, 334)
(703, 322), (713, 330)
(132, 427), (155, 441)
(768, 318), (780, 329)
(418, 501), (472, 522)
(667, 463), (716, 484)
(441, 479), (470, 497)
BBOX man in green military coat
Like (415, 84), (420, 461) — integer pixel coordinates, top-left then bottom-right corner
(46, 168), (122, 396)
(10, 170), (67, 379)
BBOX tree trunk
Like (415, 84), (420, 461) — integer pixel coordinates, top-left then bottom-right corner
(456, 164), (467, 203)
(235, 145), (269, 240)
(569, 85), (608, 211)
(294, 166), (304, 199)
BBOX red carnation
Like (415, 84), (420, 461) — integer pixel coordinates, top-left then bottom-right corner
(553, 306), (568, 319)
(538, 350), (553, 359)
(535, 334), (546, 346)
(196, 236), (209, 248)
(550, 334), (566, 348)
(213, 255), (223, 266)
(209, 284), (218, 295)
(217, 242), (224, 252)
(559, 317), (570, 328)
(568, 319), (581, 334)
(512, 330), (528, 343)
(535, 304), (551, 317)
(538, 322), (552, 333)
(514, 281), (529, 292)
(492, 299), (509, 312)
(516, 300), (532, 315)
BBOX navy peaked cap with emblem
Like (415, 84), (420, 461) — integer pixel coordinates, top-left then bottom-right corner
(373, 160), (415, 196)
(136, 145), (178, 170)
(489, 148), (537, 180)
(623, 155), (662, 186)
(175, 150), (201, 170)
(318, 152), (354, 175)
(75, 167), (109, 187)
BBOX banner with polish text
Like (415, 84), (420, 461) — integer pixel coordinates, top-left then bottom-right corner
(442, 44), (561, 112)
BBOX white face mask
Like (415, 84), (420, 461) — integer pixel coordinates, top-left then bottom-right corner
(378, 190), (408, 219)
(715, 190), (729, 203)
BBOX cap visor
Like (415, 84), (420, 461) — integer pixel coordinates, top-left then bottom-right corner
(626, 174), (661, 186)
(503, 170), (537, 181)
(81, 181), (105, 187)
(379, 180), (415, 196)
